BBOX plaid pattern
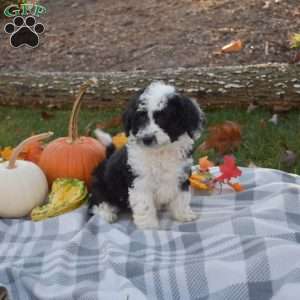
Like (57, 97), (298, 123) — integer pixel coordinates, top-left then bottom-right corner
(1, 167), (300, 300)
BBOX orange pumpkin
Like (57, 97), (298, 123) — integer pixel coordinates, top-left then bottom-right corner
(39, 79), (106, 187)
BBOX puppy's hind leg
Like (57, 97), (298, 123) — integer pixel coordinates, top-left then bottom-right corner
(89, 169), (118, 224)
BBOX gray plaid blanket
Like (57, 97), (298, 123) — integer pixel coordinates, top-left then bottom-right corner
(1, 167), (300, 300)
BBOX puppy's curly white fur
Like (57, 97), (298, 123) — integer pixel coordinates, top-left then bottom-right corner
(89, 82), (206, 229)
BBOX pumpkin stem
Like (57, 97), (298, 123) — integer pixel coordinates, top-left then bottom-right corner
(68, 79), (97, 142)
(7, 132), (54, 169)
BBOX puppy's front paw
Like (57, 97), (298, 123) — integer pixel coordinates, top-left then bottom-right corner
(172, 210), (198, 223)
(134, 215), (159, 230)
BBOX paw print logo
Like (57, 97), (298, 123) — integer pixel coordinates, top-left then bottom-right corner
(4, 16), (44, 48)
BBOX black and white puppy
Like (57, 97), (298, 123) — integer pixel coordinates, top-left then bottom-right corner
(89, 81), (206, 229)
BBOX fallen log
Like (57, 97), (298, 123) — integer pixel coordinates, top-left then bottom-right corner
(0, 63), (299, 109)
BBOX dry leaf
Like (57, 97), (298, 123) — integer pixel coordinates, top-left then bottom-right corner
(228, 182), (245, 192)
(0, 147), (13, 161)
(41, 111), (55, 120)
(199, 121), (242, 155)
(221, 40), (243, 53)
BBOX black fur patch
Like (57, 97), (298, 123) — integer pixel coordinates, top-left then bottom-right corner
(153, 94), (204, 142)
(89, 147), (136, 212)
(180, 179), (190, 191)
(122, 90), (145, 136)
(179, 164), (192, 191)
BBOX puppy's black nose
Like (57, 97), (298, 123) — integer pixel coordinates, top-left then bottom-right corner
(142, 135), (156, 146)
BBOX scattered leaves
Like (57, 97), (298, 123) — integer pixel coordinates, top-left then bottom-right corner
(199, 121), (242, 154)
(190, 155), (244, 193)
(221, 40), (243, 53)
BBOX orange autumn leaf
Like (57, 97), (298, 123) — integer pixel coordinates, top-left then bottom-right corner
(228, 182), (245, 192)
(221, 40), (243, 53)
(112, 132), (128, 150)
(19, 140), (44, 164)
(199, 156), (214, 172)
(199, 121), (241, 154)
(1, 147), (13, 161)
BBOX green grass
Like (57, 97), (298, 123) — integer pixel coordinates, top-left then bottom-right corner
(1, 106), (300, 174)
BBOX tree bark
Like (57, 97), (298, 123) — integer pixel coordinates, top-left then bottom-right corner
(0, 63), (299, 109)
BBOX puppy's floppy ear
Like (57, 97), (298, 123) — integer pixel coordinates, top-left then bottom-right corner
(181, 96), (206, 140)
(122, 90), (144, 136)
(122, 100), (135, 137)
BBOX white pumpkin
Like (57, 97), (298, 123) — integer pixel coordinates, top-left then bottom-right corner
(0, 132), (53, 218)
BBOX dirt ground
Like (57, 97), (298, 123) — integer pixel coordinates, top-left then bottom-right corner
(0, 0), (299, 72)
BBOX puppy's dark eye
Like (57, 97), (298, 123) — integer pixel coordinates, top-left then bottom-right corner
(154, 105), (178, 123)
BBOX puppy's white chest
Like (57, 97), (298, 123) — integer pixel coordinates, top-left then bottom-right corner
(128, 140), (193, 207)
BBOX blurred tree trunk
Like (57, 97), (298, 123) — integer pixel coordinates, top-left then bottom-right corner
(0, 63), (299, 109)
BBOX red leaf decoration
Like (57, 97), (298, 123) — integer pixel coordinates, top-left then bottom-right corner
(215, 155), (242, 182)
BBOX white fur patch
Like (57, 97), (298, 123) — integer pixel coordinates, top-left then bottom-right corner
(139, 81), (176, 112)
(94, 129), (112, 147)
(92, 203), (118, 223)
